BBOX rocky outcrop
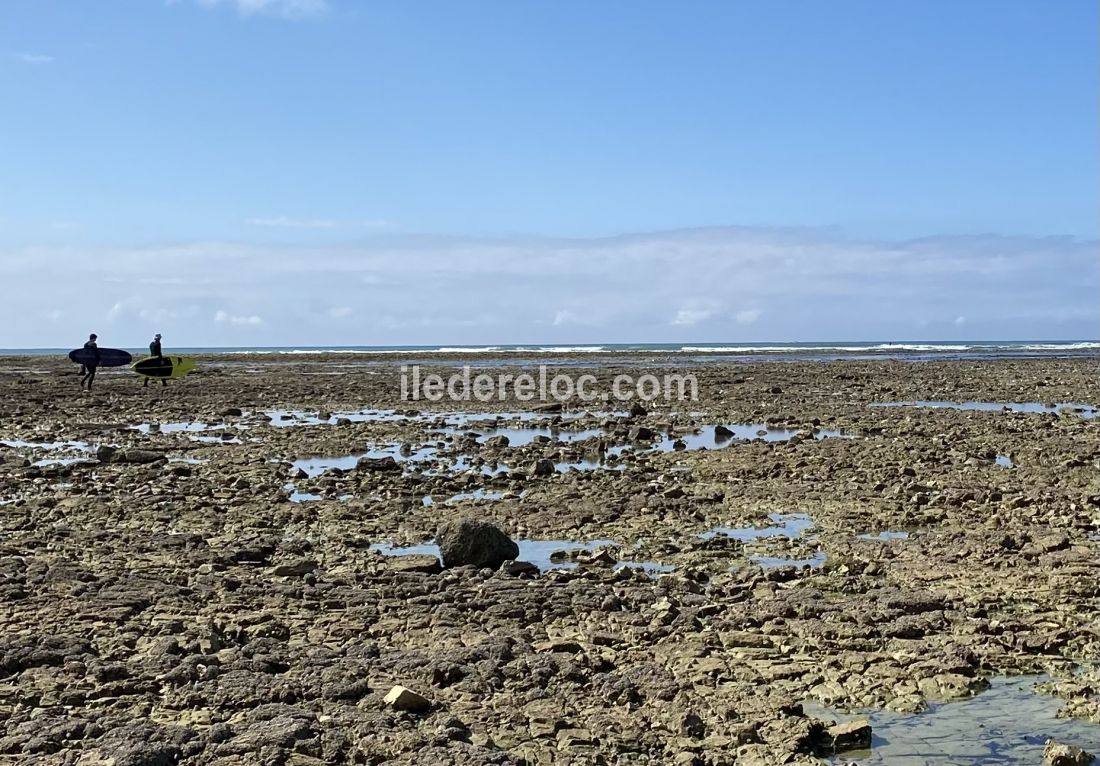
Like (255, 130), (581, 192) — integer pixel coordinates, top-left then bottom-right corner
(436, 518), (519, 569)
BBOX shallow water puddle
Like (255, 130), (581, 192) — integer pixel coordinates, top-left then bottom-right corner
(700, 513), (815, 542)
(292, 444), (438, 478)
(290, 419), (845, 481)
(284, 483), (354, 503)
(870, 401), (1099, 418)
(189, 435), (243, 445)
(657, 424), (844, 451)
(702, 513), (826, 569)
(265, 408), (589, 429)
(809, 675), (1100, 765)
(32, 457), (95, 467)
(2, 439), (98, 466)
(131, 421), (224, 434)
(995, 454), (1014, 467)
(370, 538), (671, 573)
(444, 426), (606, 447)
(1, 439), (93, 451)
(266, 409), (405, 427)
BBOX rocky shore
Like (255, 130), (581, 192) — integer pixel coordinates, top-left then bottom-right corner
(0, 353), (1097, 765)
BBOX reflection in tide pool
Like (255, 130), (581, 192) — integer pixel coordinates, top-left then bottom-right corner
(810, 675), (1100, 765)
(657, 424), (844, 451)
(370, 538), (671, 573)
(132, 421), (223, 434)
(700, 513), (815, 542)
(701, 513), (825, 570)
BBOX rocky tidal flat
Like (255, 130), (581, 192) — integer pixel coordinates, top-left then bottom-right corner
(0, 353), (1097, 765)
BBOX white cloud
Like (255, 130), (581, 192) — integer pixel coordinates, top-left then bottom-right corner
(552, 310), (586, 326)
(671, 308), (712, 326)
(195, 0), (328, 19)
(672, 300), (722, 327)
(214, 310), (263, 326)
(0, 227), (1095, 346)
(246, 217), (338, 229)
(326, 306), (353, 318)
(13, 52), (53, 64)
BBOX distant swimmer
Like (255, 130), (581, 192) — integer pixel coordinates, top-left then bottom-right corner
(144, 333), (168, 388)
(80, 333), (99, 390)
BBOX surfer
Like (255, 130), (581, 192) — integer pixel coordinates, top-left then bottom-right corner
(144, 333), (167, 388)
(79, 334), (99, 390)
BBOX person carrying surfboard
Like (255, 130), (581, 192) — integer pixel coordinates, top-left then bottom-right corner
(80, 334), (99, 390)
(144, 333), (168, 388)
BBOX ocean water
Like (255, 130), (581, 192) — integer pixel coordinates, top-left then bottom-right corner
(2, 340), (1097, 361)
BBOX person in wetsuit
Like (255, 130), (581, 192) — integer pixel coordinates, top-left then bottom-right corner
(144, 333), (168, 387)
(80, 333), (99, 390)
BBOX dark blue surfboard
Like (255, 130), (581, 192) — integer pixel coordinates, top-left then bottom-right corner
(68, 348), (133, 367)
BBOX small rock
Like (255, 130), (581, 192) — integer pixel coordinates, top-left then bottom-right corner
(714, 425), (734, 438)
(629, 403), (648, 417)
(383, 554), (442, 575)
(680, 712), (706, 739)
(826, 719), (872, 754)
(384, 685), (431, 713)
(222, 407), (243, 417)
(501, 560), (539, 576)
(1034, 533), (1070, 553)
(1044, 740), (1094, 766)
(97, 446), (167, 464)
(270, 559), (317, 577)
(355, 456), (401, 472)
(530, 458), (556, 477)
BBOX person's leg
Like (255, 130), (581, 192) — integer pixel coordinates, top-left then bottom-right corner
(143, 376), (149, 387)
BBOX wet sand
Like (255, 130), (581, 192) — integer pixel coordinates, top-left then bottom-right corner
(0, 353), (1097, 765)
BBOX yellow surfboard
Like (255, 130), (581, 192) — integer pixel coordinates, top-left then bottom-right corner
(131, 356), (197, 380)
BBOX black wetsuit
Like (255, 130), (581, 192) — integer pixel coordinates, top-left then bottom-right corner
(80, 341), (99, 389)
(145, 339), (167, 387)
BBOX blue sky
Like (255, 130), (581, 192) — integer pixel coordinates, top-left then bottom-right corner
(1, 0), (1096, 346)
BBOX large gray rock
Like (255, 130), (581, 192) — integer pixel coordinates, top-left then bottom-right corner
(436, 519), (519, 569)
